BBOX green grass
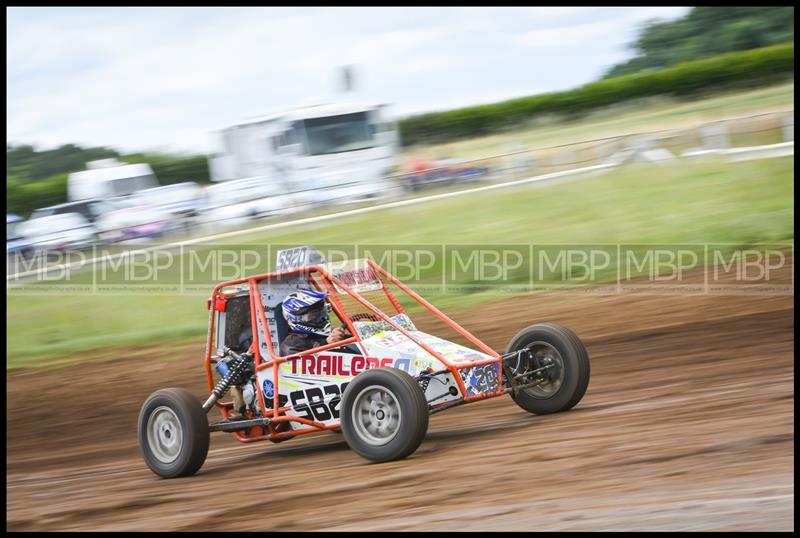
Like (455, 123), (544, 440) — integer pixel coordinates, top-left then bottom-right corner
(401, 82), (795, 161)
(6, 156), (794, 368)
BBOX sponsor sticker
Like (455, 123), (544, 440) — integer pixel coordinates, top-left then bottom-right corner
(324, 259), (383, 293)
(262, 379), (275, 399)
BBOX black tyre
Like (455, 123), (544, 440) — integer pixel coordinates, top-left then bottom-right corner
(340, 367), (428, 463)
(505, 323), (590, 415)
(138, 388), (210, 478)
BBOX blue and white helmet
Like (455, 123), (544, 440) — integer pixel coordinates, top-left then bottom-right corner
(281, 289), (331, 337)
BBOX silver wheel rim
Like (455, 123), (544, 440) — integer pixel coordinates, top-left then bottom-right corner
(147, 406), (183, 463)
(523, 341), (565, 398)
(351, 385), (402, 446)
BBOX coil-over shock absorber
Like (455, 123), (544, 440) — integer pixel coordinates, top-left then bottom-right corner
(202, 348), (254, 412)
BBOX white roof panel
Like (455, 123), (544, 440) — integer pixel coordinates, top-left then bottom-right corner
(69, 163), (154, 182)
(223, 102), (385, 130)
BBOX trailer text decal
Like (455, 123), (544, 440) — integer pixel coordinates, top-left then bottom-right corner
(289, 354), (412, 376)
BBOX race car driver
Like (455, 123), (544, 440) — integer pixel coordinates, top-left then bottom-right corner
(228, 289), (348, 435)
(279, 289), (347, 355)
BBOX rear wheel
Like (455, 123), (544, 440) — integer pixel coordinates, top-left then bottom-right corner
(340, 367), (428, 462)
(138, 388), (210, 478)
(505, 323), (590, 415)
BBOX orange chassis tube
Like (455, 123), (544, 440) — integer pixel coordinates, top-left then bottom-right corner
(203, 261), (506, 444)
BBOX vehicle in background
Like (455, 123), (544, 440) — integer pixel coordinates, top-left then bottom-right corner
(29, 199), (123, 224)
(129, 182), (204, 218)
(68, 158), (159, 201)
(436, 157), (491, 184)
(406, 157), (435, 192)
(403, 156), (491, 192)
(198, 177), (298, 231)
(300, 173), (388, 208)
(18, 213), (97, 254)
(6, 214), (34, 259)
(208, 102), (401, 205)
(95, 203), (180, 244)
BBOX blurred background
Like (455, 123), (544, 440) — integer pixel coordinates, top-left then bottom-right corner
(6, 6), (794, 532)
(7, 7), (794, 250)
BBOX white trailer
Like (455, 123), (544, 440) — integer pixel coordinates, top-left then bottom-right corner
(208, 102), (402, 206)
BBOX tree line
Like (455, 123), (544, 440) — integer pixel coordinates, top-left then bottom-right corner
(603, 6), (794, 79)
(398, 43), (794, 147)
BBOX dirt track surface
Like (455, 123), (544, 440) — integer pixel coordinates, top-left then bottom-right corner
(6, 262), (794, 531)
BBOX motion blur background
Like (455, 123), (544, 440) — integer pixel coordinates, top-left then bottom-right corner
(6, 6), (794, 532)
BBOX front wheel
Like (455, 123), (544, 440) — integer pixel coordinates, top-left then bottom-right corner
(340, 367), (428, 463)
(138, 388), (210, 478)
(505, 323), (590, 415)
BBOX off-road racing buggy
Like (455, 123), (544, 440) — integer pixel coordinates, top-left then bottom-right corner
(139, 246), (590, 477)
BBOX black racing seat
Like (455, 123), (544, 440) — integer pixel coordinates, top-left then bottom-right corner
(236, 305), (290, 355)
(272, 305), (290, 350)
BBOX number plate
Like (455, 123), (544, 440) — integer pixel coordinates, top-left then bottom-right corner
(459, 363), (501, 396)
(275, 246), (327, 272)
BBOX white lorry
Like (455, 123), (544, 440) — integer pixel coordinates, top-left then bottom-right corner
(67, 158), (159, 202)
(208, 102), (402, 207)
